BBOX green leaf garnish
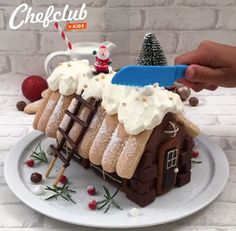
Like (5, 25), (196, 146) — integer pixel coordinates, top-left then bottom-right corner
(96, 186), (123, 213)
(30, 142), (48, 164)
(44, 184), (76, 204)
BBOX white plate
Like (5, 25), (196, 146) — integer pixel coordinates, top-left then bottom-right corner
(4, 131), (229, 228)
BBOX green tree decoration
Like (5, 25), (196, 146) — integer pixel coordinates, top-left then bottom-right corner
(137, 33), (168, 66)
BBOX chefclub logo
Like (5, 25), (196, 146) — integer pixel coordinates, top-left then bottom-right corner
(9, 3), (88, 31)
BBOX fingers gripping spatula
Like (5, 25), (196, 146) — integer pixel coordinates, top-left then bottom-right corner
(111, 65), (188, 87)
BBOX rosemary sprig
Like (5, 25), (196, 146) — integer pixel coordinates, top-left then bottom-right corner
(97, 186), (123, 213)
(30, 142), (48, 164)
(44, 183), (77, 204)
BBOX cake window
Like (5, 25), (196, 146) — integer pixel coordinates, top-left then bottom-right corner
(166, 149), (178, 169)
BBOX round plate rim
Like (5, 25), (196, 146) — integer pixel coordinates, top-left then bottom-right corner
(4, 131), (229, 228)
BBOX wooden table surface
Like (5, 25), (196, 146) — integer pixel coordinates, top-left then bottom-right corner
(0, 85), (236, 231)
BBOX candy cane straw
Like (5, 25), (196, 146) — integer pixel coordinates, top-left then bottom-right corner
(54, 22), (72, 50)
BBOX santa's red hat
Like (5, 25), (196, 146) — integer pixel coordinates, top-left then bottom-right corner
(99, 44), (108, 49)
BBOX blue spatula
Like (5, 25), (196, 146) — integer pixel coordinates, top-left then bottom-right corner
(111, 65), (188, 87)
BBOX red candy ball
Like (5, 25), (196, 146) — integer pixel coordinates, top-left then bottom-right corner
(26, 159), (35, 167)
(59, 175), (68, 185)
(22, 75), (48, 102)
(87, 185), (96, 195)
(192, 150), (199, 158)
(88, 200), (97, 210)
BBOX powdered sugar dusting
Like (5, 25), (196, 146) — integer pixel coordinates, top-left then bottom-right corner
(46, 95), (64, 131)
(44, 100), (57, 115)
(102, 126), (121, 169)
(89, 116), (120, 165)
(91, 120), (108, 149)
(69, 122), (82, 142)
(124, 137), (138, 158)
(89, 113), (99, 129)
(58, 98), (77, 130)
(69, 106), (90, 141)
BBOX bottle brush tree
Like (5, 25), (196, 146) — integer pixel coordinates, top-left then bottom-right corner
(137, 33), (168, 66)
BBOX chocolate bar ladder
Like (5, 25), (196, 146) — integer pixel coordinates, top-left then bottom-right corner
(45, 93), (100, 186)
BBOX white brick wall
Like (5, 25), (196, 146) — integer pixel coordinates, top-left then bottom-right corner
(174, 0), (236, 6)
(0, 0), (235, 75)
(0, 31), (39, 52)
(32, 0), (107, 7)
(0, 9), (4, 28)
(0, 0), (26, 6)
(177, 31), (236, 53)
(146, 8), (217, 30)
(217, 8), (236, 30)
(0, 55), (10, 74)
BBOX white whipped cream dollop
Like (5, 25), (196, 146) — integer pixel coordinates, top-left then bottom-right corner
(102, 84), (183, 135)
(129, 208), (140, 216)
(118, 85), (183, 135)
(32, 185), (44, 195)
(47, 60), (93, 96)
(102, 82), (135, 115)
(47, 60), (184, 135)
(77, 72), (115, 100)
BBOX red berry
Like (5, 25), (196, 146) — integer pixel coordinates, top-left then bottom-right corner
(59, 175), (68, 184)
(88, 200), (97, 210)
(26, 159), (34, 167)
(192, 150), (199, 158)
(87, 185), (96, 195)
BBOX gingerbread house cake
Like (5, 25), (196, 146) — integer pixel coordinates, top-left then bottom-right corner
(32, 33), (200, 207)
(32, 55), (199, 207)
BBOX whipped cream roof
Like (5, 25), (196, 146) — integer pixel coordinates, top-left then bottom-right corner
(47, 59), (93, 96)
(47, 60), (184, 135)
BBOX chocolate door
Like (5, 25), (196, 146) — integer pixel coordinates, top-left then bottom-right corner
(162, 147), (178, 190)
(156, 138), (179, 194)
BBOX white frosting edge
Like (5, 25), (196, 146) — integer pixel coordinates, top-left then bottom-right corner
(47, 60), (184, 135)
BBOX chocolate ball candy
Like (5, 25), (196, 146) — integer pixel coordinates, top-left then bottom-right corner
(30, 172), (42, 183)
(189, 97), (199, 106)
(177, 86), (191, 101)
(16, 101), (27, 111)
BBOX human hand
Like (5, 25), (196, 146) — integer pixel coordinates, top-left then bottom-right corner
(175, 41), (236, 91)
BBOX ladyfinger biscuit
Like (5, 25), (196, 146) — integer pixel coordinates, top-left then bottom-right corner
(116, 129), (153, 179)
(101, 123), (128, 173)
(57, 97), (78, 143)
(66, 98), (95, 149)
(33, 89), (52, 129)
(45, 94), (74, 138)
(37, 91), (61, 133)
(173, 113), (200, 138)
(79, 106), (106, 159)
(89, 114), (118, 166)
(24, 99), (43, 114)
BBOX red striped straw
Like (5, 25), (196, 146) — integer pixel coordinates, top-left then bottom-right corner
(54, 22), (72, 50)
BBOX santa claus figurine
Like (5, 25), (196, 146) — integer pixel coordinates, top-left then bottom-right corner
(93, 44), (112, 74)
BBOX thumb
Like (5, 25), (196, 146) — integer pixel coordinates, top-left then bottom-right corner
(185, 64), (223, 86)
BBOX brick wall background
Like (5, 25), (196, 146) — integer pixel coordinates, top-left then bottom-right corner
(0, 0), (236, 80)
